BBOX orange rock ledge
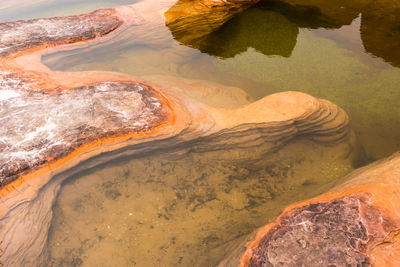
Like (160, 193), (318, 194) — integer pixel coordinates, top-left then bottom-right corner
(216, 153), (400, 267)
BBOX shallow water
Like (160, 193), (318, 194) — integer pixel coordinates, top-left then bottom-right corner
(43, 2), (400, 161)
(1, 0), (399, 266)
(47, 137), (355, 266)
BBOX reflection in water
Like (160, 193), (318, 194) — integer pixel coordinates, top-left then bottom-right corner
(47, 137), (356, 266)
(43, 1), (400, 160)
(256, 0), (400, 67)
(360, 0), (400, 68)
(169, 0), (400, 67)
(172, 7), (299, 58)
(0, 0), (398, 265)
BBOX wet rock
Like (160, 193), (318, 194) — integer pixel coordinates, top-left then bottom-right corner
(0, 9), (123, 57)
(218, 153), (400, 266)
(168, 0), (400, 68)
(0, 80), (169, 187)
(165, 0), (259, 51)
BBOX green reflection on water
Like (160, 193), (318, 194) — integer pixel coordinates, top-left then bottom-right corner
(43, 3), (400, 160)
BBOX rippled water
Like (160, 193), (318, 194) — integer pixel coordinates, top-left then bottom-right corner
(1, 0), (399, 266)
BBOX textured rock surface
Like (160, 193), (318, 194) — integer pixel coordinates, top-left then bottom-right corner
(0, 81), (168, 187)
(218, 153), (400, 267)
(247, 197), (373, 266)
(0, 9), (122, 57)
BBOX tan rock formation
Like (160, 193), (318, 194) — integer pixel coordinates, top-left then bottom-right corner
(0, 0), (366, 266)
(165, 0), (259, 52)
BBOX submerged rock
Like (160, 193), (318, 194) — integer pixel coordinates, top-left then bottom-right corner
(0, 1), (357, 265)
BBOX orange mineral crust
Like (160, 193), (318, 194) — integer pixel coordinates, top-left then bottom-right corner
(238, 153), (400, 267)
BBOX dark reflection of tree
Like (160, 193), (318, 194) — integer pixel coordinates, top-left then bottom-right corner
(167, 3), (300, 58)
(187, 8), (299, 58)
(268, 0), (400, 67)
(360, 1), (400, 68)
(166, 0), (400, 67)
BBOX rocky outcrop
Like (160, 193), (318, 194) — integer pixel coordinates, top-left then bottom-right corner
(218, 153), (400, 266)
(0, 1), (357, 266)
(0, 80), (170, 187)
(165, 0), (259, 53)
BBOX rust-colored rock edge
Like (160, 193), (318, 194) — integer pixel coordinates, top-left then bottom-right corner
(240, 184), (400, 266)
(0, 81), (174, 196)
(0, 9), (123, 58)
(0, 6), (180, 194)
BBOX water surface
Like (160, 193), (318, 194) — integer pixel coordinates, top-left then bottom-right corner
(47, 137), (354, 266)
(43, 1), (400, 161)
(1, 0), (399, 266)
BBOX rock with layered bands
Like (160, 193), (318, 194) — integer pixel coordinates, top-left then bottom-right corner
(0, 0), (363, 266)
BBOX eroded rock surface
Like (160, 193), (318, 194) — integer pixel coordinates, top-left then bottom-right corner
(0, 9), (122, 57)
(0, 81), (168, 187)
(226, 153), (400, 267)
(248, 197), (373, 266)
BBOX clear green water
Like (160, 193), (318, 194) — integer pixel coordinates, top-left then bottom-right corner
(1, 0), (399, 266)
(42, 2), (400, 161)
